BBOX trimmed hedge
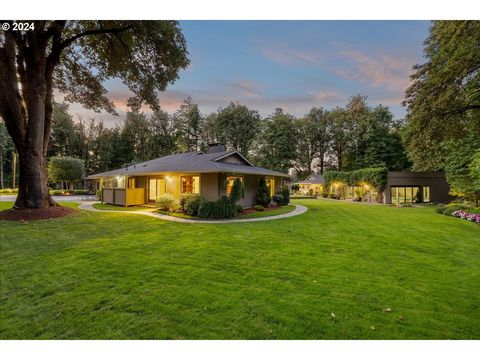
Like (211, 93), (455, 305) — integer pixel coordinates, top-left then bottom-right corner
(323, 167), (388, 191)
(197, 196), (235, 219)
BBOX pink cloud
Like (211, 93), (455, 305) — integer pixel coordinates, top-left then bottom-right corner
(334, 47), (413, 92)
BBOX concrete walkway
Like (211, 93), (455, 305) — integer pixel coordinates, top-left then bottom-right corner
(78, 202), (308, 224)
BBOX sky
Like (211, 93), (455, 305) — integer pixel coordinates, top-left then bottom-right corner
(63, 21), (431, 127)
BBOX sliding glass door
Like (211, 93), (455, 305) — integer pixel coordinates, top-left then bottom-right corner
(148, 178), (166, 202)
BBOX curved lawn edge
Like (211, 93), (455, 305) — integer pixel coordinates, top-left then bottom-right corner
(78, 202), (307, 224)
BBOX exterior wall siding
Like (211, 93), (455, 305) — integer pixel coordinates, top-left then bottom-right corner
(99, 173), (285, 208)
(200, 173), (219, 201)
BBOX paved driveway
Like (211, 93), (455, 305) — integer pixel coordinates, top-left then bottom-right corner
(0, 195), (85, 202)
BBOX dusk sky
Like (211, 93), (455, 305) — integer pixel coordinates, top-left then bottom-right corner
(62, 21), (431, 126)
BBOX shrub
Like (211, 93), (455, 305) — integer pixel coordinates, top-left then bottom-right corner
(0, 188), (18, 194)
(256, 177), (271, 207)
(470, 207), (480, 214)
(180, 194), (202, 216)
(308, 188), (314, 196)
(272, 194), (283, 206)
(253, 204), (265, 211)
(156, 193), (178, 212)
(435, 205), (447, 214)
(96, 189), (102, 198)
(198, 200), (216, 218)
(229, 178), (245, 204)
(443, 204), (468, 216)
(281, 186), (290, 205)
(218, 195), (235, 218)
(236, 204), (244, 213)
(73, 189), (89, 195)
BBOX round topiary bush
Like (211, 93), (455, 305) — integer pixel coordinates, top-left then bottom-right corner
(272, 194), (283, 206)
(182, 194), (202, 216)
(156, 193), (179, 212)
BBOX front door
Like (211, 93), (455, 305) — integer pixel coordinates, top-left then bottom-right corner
(148, 178), (166, 202)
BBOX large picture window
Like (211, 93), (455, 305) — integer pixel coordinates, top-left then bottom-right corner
(226, 176), (243, 195)
(181, 175), (200, 194)
(391, 186), (421, 204)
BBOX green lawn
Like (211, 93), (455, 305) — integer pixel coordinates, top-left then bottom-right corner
(92, 203), (158, 212)
(0, 199), (479, 339)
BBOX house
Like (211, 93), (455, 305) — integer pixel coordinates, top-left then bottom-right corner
(299, 170), (451, 204)
(294, 174), (324, 196)
(86, 144), (289, 208)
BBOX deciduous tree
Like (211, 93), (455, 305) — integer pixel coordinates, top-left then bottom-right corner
(0, 21), (189, 209)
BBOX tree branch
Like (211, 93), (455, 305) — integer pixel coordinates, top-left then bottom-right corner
(56, 25), (133, 54)
(442, 104), (480, 116)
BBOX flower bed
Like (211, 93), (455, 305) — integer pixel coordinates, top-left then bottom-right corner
(452, 210), (480, 223)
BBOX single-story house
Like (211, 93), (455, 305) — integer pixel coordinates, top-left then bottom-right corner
(297, 171), (451, 204)
(86, 144), (289, 208)
(294, 174), (324, 196)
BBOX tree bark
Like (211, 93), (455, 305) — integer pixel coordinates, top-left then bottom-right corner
(0, 151), (3, 188)
(0, 26), (57, 209)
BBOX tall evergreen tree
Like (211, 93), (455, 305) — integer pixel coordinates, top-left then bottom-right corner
(256, 108), (297, 173)
(174, 97), (204, 152)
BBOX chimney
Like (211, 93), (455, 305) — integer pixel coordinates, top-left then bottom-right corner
(207, 143), (226, 153)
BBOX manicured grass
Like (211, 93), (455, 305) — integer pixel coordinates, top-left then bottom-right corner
(156, 210), (195, 219)
(236, 205), (296, 219)
(1, 199), (479, 339)
(92, 203), (158, 212)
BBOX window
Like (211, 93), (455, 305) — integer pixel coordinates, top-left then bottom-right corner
(390, 186), (421, 204)
(423, 186), (430, 202)
(128, 177), (136, 189)
(226, 176), (243, 195)
(181, 175), (200, 194)
(266, 178), (275, 197)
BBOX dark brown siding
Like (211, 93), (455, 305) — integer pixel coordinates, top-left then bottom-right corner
(384, 171), (451, 204)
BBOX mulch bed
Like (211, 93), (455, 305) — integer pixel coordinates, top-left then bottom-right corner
(0, 206), (77, 221)
(239, 205), (281, 216)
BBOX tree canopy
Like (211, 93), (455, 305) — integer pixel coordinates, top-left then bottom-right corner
(403, 21), (480, 171)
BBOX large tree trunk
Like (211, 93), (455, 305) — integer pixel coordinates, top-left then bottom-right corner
(0, 27), (57, 209)
(14, 148), (55, 208)
(0, 151), (3, 188)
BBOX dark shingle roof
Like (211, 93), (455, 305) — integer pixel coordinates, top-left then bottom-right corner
(86, 150), (289, 179)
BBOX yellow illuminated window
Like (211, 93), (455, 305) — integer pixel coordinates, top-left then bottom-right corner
(226, 176), (243, 195)
(266, 178), (275, 197)
(181, 176), (200, 194)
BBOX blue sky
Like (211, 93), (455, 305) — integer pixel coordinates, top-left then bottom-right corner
(65, 21), (430, 126)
